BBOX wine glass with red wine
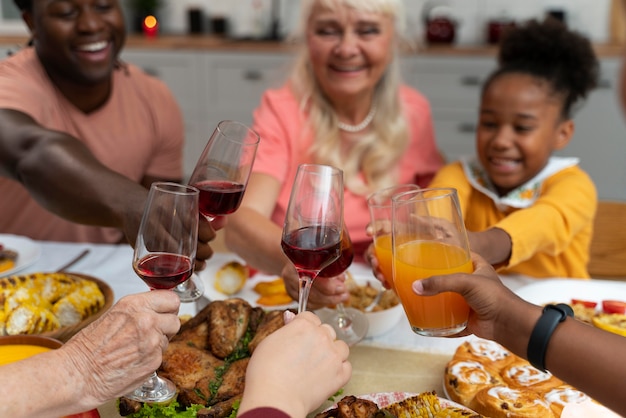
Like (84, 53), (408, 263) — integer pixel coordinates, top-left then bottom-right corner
(316, 226), (369, 346)
(281, 164), (344, 313)
(179, 120), (260, 302)
(126, 182), (199, 403)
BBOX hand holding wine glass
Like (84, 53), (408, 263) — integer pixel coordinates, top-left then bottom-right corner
(281, 164), (344, 313)
(126, 182), (199, 403)
(176, 120), (260, 302)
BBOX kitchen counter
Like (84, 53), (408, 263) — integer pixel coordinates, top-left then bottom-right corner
(1, 34), (623, 57)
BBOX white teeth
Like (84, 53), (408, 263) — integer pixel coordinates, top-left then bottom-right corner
(77, 41), (108, 52)
(491, 158), (519, 167)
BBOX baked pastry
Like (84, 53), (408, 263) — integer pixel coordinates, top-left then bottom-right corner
(542, 385), (590, 416)
(444, 359), (503, 405)
(470, 385), (554, 418)
(500, 359), (563, 393)
(453, 338), (516, 372)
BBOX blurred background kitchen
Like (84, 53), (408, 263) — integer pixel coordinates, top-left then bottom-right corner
(1, 0), (625, 200)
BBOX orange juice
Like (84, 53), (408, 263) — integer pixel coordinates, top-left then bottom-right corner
(394, 240), (472, 335)
(374, 234), (394, 287)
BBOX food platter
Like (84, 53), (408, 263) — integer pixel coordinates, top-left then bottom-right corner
(197, 253), (296, 310)
(325, 391), (477, 413)
(515, 278), (626, 306)
(0, 234), (41, 277)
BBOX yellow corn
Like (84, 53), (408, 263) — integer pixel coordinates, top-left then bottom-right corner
(52, 280), (105, 327)
(4, 287), (52, 315)
(0, 273), (104, 335)
(6, 304), (60, 335)
(383, 392), (441, 418)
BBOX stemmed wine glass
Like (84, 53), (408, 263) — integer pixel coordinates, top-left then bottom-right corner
(176, 120), (260, 302)
(126, 182), (199, 403)
(316, 225), (369, 346)
(281, 164), (344, 313)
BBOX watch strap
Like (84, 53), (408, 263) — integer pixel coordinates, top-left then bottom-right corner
(527, 303), (574, 372)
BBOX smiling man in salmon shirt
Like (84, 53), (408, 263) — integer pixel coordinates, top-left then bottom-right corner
(0, 0), (216, 268)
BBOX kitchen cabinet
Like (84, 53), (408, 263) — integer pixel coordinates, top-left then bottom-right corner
(200, 51), (292, 140)
(403, 54), (626, 201)
(558, 58), (626, 201)
(121, 49), (292, 180)
(402, 55), (496, 162)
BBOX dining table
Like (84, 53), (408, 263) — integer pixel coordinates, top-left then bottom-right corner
(11, 239), (626, 417)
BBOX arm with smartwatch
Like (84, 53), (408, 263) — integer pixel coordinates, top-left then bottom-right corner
(414, 253), (626, 416)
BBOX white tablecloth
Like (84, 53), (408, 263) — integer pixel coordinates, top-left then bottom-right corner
(14, 240), (541, 354)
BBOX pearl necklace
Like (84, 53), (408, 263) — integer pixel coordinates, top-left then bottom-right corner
(337, 105), (377, 133)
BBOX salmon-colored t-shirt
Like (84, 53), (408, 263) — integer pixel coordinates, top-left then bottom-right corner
(0, 48), (184, 243)
(251, 84), (443, 258)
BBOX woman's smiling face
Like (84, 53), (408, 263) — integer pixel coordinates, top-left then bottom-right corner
(476, 73), (573, 196)
(305, 2), (395, 105)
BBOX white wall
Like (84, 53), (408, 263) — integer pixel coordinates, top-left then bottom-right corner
(149, 0), (612, 44)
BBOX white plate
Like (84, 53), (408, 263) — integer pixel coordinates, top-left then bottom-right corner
(327, 391), (476, 413)
(198, 253), (297, 310)
(0, 234), (41, 277)
(515, 278), (626, 306)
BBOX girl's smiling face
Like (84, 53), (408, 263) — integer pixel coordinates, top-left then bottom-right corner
(476, 73), (574, 196)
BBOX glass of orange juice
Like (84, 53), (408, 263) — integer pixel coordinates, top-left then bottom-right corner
(391, 187), (472, 337)
(367, 184), (419, 290)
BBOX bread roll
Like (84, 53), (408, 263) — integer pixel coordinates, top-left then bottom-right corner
(500, 360), (563, 393)
(444, 359), (502, 405)
(453, 339), (516, 372)
(542, 385), (590, 416)
(470, 385), (554, 418)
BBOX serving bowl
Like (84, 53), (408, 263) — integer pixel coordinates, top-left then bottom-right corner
(1, 272), (114, 342)
(317, 274), (404, 338)
(345, 275), (403, 338)
(0, 334), (63, 366)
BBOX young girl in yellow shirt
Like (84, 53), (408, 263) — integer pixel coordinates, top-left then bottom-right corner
(429, 19), (599, 278)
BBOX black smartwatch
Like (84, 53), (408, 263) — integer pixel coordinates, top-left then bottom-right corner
(527, 303), (574, 372)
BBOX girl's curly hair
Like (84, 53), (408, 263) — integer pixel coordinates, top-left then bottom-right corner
(484, 18), (599, 119)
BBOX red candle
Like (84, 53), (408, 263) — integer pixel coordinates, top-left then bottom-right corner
(142, 15), (159, 38)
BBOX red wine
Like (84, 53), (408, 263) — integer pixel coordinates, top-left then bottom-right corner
(319, 231), (354, 278)
(134, 253), (193, 290)
(192, 180), (245, 217)
(281, 226), (342, 272)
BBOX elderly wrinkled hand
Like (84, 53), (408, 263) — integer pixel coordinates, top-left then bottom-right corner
(59, 290), (181, 403)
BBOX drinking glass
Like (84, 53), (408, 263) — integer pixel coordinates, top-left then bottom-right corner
(367, 184), (420, 290)
(391, 187), (472, 337)
(178, 120), (260, 302)
(126, 182), (199, 402)
(281, 164), (344, 313)
(316, 225), (369, 346)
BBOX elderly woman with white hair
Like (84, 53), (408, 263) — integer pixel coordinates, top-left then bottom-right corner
(225, 0), (444, 309)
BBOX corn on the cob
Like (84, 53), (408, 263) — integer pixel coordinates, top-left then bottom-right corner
(382, 391), (442, 418)
(379, 392), (483, 418)
(5, 304), (60, 335)
(0, 272), (81, 302)
(4, 287), (52, 315)
(52, 280), (105, 326)
(0, 273), (105, 335)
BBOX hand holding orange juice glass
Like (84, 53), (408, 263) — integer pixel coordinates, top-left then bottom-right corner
(391, 188), (472, 337)
(367, 184), (419, 290)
